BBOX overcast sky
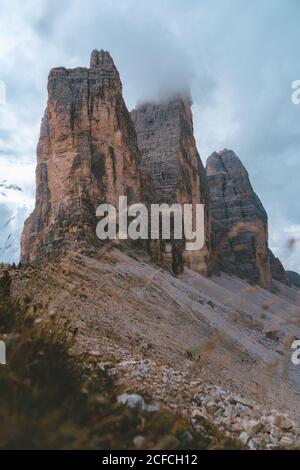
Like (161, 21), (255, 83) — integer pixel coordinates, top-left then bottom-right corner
(0, 0), (300, 270)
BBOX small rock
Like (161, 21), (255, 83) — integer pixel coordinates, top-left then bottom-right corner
(244, 419), (263, 435)
(270, 425), (281, 441)
(193, 424), (207, 435)
(222, 416), (233, 429)
(229, 395), (254, 409)
(117, 393), (144, 409)
(191, 409), (205, 420)
(239, 431), (250, 445)
(181, 431), (194, 445)
(206, 401), (217, 413)
(274, 414), (294, 431)
(279, 436), (294, 447)
(145, 402), (159, 412)
(262, 414), (275, 425)
(234, 403), (249, 417)
(117, 393), (159, 412)
(193, 393), (203, 405)
(133, 435), (146, 449)
(48, 306), (56, 317)
(90, 350), (101, 357)
(232, 421), (244, 433)
(261, 432), (271, 442)
(224, 404), (234, 417)
(190, 381), (201, 387)
(248, 438), (256, 450)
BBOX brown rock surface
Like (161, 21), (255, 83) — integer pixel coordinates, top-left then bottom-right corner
(206, 149), (271, 287)
(131, 94), (211, 275)
(21, 50), (142, 264)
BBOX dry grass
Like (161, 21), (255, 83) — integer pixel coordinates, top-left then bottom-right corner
(0, 270), (243, 450)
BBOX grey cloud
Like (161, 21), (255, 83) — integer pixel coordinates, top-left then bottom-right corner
(0, 0), (299, 270)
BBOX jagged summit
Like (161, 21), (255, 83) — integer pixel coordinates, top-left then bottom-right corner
(21, 50), (141, 264)
(269, 249), (290, 285)
(206, 148), (272, 287)
(20, 50), (212, 275)
(207, 149), (268, 220)
(131, 93), (211, 275)
(206, 149), (296, 287)
(131, 93), (203, 204)
(90, 49), (115, 68)
(208, 148), (250, 176)
(47, 49), (121, 96)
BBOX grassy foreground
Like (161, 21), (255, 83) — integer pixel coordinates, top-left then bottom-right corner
(0, 269), (243, 450)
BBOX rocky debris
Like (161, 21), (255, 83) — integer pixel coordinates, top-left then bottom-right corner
(191, 385), (298, 449)
(279, 436), (294, 447)
(239, 431), (251, 446)
(21, 50), (142, 264)
(286, 271), (300, 289)
(11, 250), (300, 435)
(206, 149), (272, 288)
(131, 93), (211, 276)
(274, 414), (294, 430)
(110, 356), (299, 450)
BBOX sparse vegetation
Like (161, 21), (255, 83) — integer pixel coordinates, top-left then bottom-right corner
(0, 269), (243, 450)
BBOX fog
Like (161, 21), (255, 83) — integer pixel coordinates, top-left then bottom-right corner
(0, 0), (299, 269)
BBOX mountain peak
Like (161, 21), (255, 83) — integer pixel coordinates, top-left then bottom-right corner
(21, 51), (141, 264)
(90, 49), (115, 68)
(206, 149), (271, 287)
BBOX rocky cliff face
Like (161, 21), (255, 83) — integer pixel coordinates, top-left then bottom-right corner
(21, 51), (210, 276)
(206, 149), (272, 287)
(20, 49), (294, 287)
(286, 270), (300, 288)
(269, 249), (291, 285)
(131, 94), (211, 275)
(21, 50), (142, 264)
